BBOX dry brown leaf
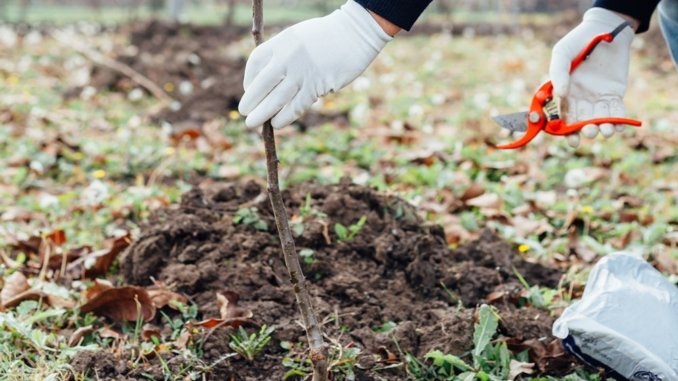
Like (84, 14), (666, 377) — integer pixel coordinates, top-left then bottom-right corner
(47, 246), (90, 270)
(83, 233), (131, 278)
(47, 229), (67, 246)
(3, 289), (48, 309)
(510, 338), (571, 374)
(99, 326), (125, 340)
(1, 271), (30, 304)
(465, 192), (501, 210)
(46, 293), (76, 309)
(81, 286), (155, 322)
(508, 359), (534, 380)
(147, 282), (188, 309)
(142, 324), (162, 341)
(175, 329), (192, 349)
(202, 120), (233, 150)
(68, 325), (95, 346)
(460, 183), (485, 201)
(188, 291), (253, 330)
(511, 216), (553, 237)
(11, 236), (42, 256)
(188, 318), (225, 330)
(86, 279), (115, 300)
(654, 251), (678, 274)
(571, 241), (596, 263)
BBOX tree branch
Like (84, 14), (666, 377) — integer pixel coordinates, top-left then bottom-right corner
(250, 1), (328, 380)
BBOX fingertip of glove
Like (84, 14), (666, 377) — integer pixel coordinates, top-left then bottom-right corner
(567, 134), (580, 148)
(599, 123), (615, 138)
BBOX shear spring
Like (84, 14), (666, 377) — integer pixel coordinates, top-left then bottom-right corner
(544, 99), (559, 120)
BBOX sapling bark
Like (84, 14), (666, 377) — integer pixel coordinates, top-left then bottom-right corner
(250, 1), (329, 380)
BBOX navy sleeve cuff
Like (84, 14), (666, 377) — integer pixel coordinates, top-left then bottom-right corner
(354, 0), (432, 31)
(592, 0), (661, 33)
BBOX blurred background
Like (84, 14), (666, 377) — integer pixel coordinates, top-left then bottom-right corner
(0, 0), (592, 25)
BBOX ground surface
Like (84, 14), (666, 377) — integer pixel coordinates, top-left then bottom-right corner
(0, 14), (676, 381)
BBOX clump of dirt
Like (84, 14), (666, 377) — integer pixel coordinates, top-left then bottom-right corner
(110, 180), (570, 380)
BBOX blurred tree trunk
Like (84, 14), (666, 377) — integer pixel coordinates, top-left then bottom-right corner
(19, 0), (31, 22)
(224, 0), (236, 27)
(88, 0), (103, 18)
(315, 0), (330, 14)
(169, 0), (186, 22)
(149, 0), (165, 17)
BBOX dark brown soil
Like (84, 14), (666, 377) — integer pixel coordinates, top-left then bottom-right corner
(89, 21), (246, 129)
(70, 180), (574, 380)
(88, 20), (349, 131)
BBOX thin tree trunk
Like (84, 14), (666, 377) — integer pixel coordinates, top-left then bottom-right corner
(250, 1), (328, 380)
(224, 0), (236, 27)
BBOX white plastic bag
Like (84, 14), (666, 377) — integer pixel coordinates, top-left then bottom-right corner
(553, 252), (678, 381)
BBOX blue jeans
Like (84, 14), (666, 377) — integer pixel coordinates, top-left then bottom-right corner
(660, 0), (678, 70)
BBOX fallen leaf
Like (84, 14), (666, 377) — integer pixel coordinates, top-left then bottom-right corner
(11, 236), (42, 256)
(83, 233), (131, 278)
(47, 229), (67, 246)
(460, 183), (485, 201)
(465, 193), (501, 210)
(202, 120), (233, 150)
(86, 279), (115, 300)
(81, 286), (155, 322)
(571, 240), (596, 263)
(3, 289), (48, 309)
(175, 329), (192, 349)
(146, 282), (188, 309)
(142, 324), (162, 341)
(99, 326), (125, 340)
(509, 338), (572, 374)
(46, 293), (76, 309)
(1, 271), (30, 304)
(654, 251), (678, 274)
(188, 291), (253, 330)
(508, 359), (534, 380)
(68, 325), (95, 346)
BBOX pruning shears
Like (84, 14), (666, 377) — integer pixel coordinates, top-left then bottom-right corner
(494, 21), (642, 149)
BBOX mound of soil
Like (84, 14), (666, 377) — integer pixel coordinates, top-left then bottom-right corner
(83, 179), (572, 380)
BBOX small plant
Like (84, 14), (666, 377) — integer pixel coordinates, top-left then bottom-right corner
(282, 339), (362, 381)
(233, 207), (268, 231)
(300, 193), (328, 220)
(229, 325), (275, 362)
(403, 304), (516, 381)
(299, 248), (316, 265)
(513, 267), (557, 309)
(334, 216), (367, 242)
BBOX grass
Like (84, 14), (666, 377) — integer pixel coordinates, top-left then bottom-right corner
(0, 14), (676, 380)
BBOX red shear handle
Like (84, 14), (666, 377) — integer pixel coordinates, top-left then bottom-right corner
(570, 22), (631, 73)
(495, 125), (543, 149)
(570, 33), (614, 73)
(546, 118), (642, 136)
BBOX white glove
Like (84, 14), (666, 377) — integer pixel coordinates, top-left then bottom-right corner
(549, 8), (634, 148)
(238, 0), (392, 129)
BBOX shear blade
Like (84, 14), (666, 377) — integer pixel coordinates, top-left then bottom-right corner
(493, 111), (528, 133)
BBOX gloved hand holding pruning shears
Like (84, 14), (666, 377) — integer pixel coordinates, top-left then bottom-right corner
(495, 8), (643, 149)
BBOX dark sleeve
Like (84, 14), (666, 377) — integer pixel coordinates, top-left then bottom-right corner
(592, 0), (661, 33)
(354, 0), (432, 31)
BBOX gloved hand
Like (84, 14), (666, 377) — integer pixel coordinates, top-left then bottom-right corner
(238, 0), (392, 129)
(549, 8), (635, 148)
